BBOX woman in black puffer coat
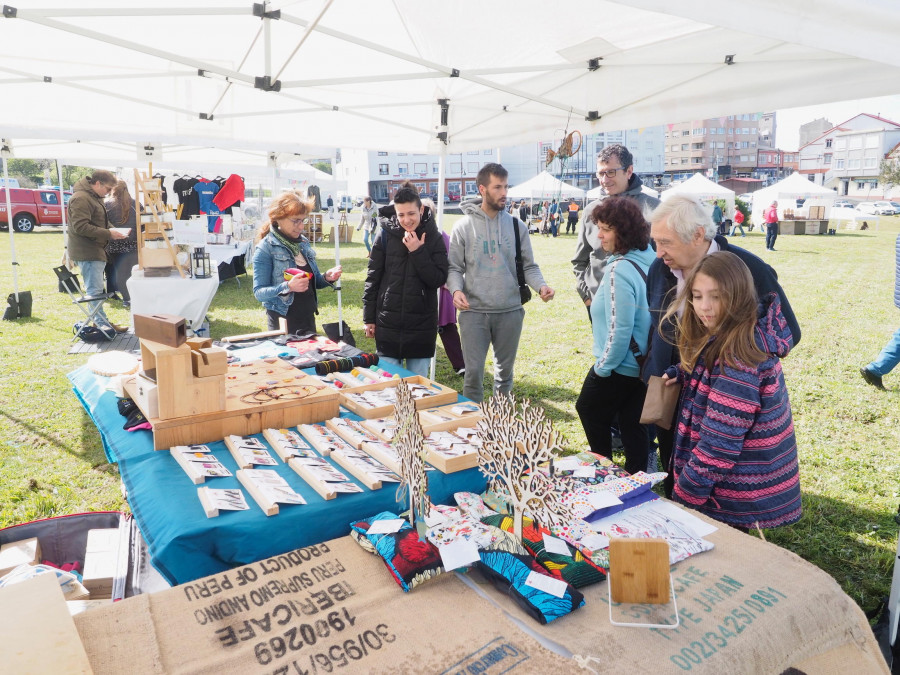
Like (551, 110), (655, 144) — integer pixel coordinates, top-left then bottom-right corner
(362, 186), (448, 377)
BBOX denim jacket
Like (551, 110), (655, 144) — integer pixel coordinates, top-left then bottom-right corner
(252, 231), (331, 316)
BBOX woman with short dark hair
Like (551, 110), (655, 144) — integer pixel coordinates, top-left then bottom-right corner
(575, 196), (654, 474)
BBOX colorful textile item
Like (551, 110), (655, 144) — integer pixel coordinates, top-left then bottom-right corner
(425, 504), (498, 550)
(477, 550), (585, 624)
(561, 472), (665, 521)
(480, 513), (606, 588)
(350, 511), (443, 592)
(453, 491), (499, 520)
(480, 489), (512, 515)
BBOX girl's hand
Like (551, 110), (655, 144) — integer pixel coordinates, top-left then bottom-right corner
(661, 373), (679, 387)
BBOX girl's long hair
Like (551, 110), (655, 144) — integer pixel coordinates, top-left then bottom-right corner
(108, 180), (134, 225)
(255, 191), (316, 242)
(664, 251), (767, 373)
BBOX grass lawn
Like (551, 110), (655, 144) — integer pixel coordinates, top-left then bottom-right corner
(0, 215), (898, 614)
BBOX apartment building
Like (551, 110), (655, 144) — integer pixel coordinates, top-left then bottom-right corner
(664, 113), (763, 181)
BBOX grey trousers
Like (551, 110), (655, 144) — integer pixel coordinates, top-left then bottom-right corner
(458, 307), (525, 403)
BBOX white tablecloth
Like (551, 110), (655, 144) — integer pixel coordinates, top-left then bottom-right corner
(127, 267), (219, 332)
(205, 240), (250, 266)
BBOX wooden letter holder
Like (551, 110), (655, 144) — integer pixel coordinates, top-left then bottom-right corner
(609, 538), (670, 604)
(140, 338), (225, 420)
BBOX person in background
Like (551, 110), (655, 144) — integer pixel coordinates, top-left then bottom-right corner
(572, 144), (660, 321)
(566, 198), (579, 235)
(575, 197), (654, 474)
(68, 169), (129, 335)
(764, 200), (779, 251)
(548, 199), (560, 237)
(104, 180), (138, 308)
(253, 191), (342, 336)
(645, 194), (801, 497)
(662, 251), (801, 531)
(363, 182), (448, 377)
(711, 200), (724, 235)
(860, 234), (900, 390)
(356, 197), (379, 255)
(448, 163), (555, 402)
(438, 230), (466, 376)
(326, 194), (334, 220)
(518, 200), (529, 222)
(729, 206), (746, 237)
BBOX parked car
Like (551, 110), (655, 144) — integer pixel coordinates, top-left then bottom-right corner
(857, 201), (898, 215)
(736, 193), (753, 204)
(833, 200), (855, 209)
(445, 190), (460, 202)
(890, 201), (900, 212)
(0, 187), (71, 232)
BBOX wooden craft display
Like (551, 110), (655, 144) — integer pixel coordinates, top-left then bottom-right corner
(263, 427), (318, 462)
(325, 417), (381, 449)
(134, 165), (185, 277)
(197, 486), (221, 518)
(224, 435), (278, 469)
(609, 538), (671, 604)
(423, 430), (479, 473)
(338, 375), (457, 419)
(297, 423), (354, 457)
(170, 445), (232, 483)
(360, 417), (399, 442)
(327, 450), (383, 490)
(419, 402), (483, 433)
(236, 469), (305, 516)
(359, 440), (404, 475)
(124, 356), (339, 450)
(286, 456), (362, 501)
(392, 380), (431, 526)
(138, 338), (226, 420)
(133, 313), (186, 347)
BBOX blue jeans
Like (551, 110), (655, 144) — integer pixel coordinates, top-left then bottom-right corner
(363, 229), (373, 252)
(76, 259), (111, 326)
(729, 223), (745, 236)
(378, 355), (431, 378)
(867, 325), (900, 377)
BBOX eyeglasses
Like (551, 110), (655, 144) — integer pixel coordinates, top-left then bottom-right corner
(287, 217), (309, 225)
(597, 167), (626, 179)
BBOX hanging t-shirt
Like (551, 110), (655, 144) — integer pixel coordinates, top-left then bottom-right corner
(152, 174), (169, 205)
(173, 177), (200, 218)
(212, 173), (245, 213)
(193, 179), (221, 232)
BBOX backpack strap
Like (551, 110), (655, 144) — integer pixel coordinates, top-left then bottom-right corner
(614, 258), (648, 362)
(512, 217), (528, 291)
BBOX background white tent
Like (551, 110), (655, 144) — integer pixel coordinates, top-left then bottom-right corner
(507, 171), (585, 201)
(751, 173), (837, 223)
(1, 1), (900, 155)
(661, 173), (735, 216)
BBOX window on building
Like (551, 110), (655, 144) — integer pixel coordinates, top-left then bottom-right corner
(691, 157), (703, 164)
(866, 135), (879, 148)
(824, 154), (832, 165)
(414, 162), (427, 174)
(483, 149), (492, 155)
(717, 142), (725, 149)
(834, 138), (846, 150)
(467, 162), (479, 173)
(865, 156), (878, 168)
(848, 158), (861, 169)
(451, 162), (462, 173)
(835, 159), (845, 169)
(682, 130), (690, 136)
(681, 144), (688, 151)
(849, 136), (863, 149)
(378, 164), (389, 175)
(671, 144), (679, 151)
(432, 163), (439, 173)
(825, 139), (832, 148)
(467, 151), (479, 155)
(377, 151), (388, 156)
(681, 158), (688, 164)
(397, 152), (407, 156)
(398, 163), (408, 174)
(692, 142), (704, 150)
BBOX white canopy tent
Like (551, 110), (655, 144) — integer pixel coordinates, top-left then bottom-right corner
(507, 171), (585, 201)
(751, 172), (838, 223)
(661, 173), (735, 216)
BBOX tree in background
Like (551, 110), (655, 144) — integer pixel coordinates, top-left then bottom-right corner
(4, 160), (94, 188)
(879, 159), (900, 196)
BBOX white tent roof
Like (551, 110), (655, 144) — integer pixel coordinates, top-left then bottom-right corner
(508, 171), (585, 200)
(661, 173), (734, 199)
(750, 172), (837, 222)
(2, 1), (900, 156)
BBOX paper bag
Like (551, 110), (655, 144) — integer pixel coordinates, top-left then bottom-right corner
(639, 375), (680, 429)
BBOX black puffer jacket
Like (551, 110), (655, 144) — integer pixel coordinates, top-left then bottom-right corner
(363, 206), (449, 359)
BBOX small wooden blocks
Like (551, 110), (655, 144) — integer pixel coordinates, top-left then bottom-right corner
(0, 537), (41, 577)
(609, 538), (670, 604)
(133, 313), (186, 347)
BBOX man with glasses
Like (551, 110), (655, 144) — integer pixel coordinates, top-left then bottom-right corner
(572, 144), (660, 320)
(68, 169), (129, 335)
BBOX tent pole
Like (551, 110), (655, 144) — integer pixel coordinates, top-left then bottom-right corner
(2, 155), (20, 301)
(332, 153), (343, 339)
(57, 159), (69, 267)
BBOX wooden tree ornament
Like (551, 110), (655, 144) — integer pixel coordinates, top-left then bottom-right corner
(391, 380), (430, 527)
(476, 395), (575, 541)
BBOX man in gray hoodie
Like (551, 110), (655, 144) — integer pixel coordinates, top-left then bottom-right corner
(448, 163), (554, 402)
(572, 144), (660, 320)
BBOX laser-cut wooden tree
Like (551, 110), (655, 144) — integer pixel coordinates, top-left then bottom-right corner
(392, 380), (430, 529)
(476, 395), (575, 541)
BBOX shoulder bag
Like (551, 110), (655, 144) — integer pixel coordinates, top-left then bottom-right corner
(512, 217), (532, 304)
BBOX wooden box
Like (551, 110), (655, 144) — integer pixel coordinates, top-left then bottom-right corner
(132, 371), (159, 419)
(134, 313), (186, 347)
(139, 339), (225, 420)
(423, 430), (479, 473)
(124, 358), (339, 450)
(338, 376), (457, 419)
(419, 402), (483, 433)
(809, 205), (825, 220)
(140, 246), (177, 269)
(191, 348), (228, 377)
(82, 529), (122, 600)
(0, 537), (41, 577)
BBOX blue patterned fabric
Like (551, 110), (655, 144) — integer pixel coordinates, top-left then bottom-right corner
(477, 549), (585, 624)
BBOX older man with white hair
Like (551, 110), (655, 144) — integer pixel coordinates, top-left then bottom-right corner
(644, 194), (801, 496)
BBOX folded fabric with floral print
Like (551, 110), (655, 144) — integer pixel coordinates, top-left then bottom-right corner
(350, 511), (443, 592)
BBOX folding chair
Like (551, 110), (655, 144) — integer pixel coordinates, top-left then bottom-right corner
(53, 265), (115, 342)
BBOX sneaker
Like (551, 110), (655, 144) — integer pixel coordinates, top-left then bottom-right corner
(455, 368), (466, 376)
(860, 367), (885, 390)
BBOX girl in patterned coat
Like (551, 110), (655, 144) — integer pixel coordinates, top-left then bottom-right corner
(662, 251), (801, 530)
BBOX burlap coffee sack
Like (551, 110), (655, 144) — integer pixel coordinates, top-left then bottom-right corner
(76, 535), (580, 674)
(466, 518), (888, 675)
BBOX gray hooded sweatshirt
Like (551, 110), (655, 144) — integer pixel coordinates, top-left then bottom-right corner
(447, 197), (547, 313)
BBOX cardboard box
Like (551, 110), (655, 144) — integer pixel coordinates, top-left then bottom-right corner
(0, 537), (41, 577)
(82, 529), (121, 600)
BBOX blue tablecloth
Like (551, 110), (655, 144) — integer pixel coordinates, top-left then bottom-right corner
(69, 364), (487, 586)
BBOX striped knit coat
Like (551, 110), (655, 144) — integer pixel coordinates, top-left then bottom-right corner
(670, 293), (801, 529)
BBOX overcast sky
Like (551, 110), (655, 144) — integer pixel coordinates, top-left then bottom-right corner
(775, 94), (900, 150)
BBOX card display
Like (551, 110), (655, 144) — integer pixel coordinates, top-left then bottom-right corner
(225, 435), (278, 468)
(263, 428), (317, 461)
